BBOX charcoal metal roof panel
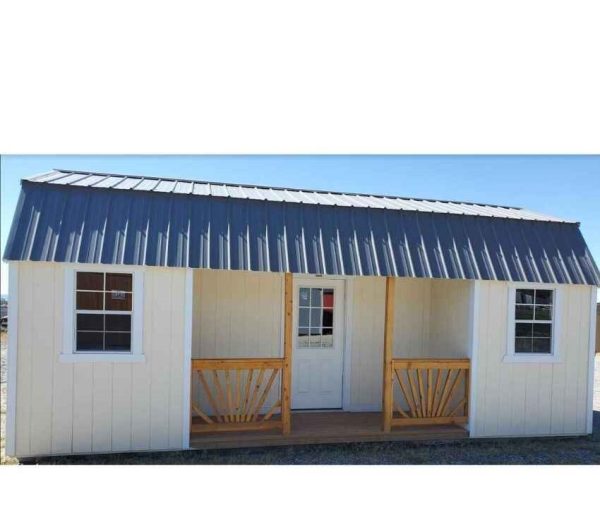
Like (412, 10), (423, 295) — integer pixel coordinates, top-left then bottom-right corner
(4, 178), (599, 286)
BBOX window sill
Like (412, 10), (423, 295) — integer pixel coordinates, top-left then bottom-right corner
(59, 353), (146, 363)
(502, 354), (561, 364)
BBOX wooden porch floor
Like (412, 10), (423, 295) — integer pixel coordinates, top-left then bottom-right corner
(190, 412), (468, 450)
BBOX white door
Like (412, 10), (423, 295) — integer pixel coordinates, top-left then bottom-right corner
(292, 279), (345, 409)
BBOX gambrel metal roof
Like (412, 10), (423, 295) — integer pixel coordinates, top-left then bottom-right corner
(4, 169), (600, 286)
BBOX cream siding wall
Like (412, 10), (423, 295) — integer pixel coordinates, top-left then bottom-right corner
(13, 262), (186, 458)
(192, 269), (283, 358)
(429, 280), (471, 358)
(471, 281), (595, 438)
(346, 277), (386, 410)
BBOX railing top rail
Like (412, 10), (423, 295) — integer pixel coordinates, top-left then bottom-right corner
(192, 358), (284, 370)
(391, 358), (470, 369)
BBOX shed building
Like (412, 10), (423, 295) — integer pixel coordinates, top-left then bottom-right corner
(3, 169), (599, 457)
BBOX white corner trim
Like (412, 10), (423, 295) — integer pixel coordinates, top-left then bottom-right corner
(59, 353), (146, 363)
(5, 263), (19, 457)
(467, 280), (480, 437)
(586, 286), (597, 434)
(181, 268), (194, 449)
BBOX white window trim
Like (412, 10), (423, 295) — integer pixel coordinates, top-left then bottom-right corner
(503, 282), (562, 364)
(60, 265), (145, 363)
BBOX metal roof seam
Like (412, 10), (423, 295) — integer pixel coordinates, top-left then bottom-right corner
(40, 169), (532, 209)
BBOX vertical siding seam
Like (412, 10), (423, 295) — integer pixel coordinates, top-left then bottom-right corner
(167, 271), (174, 447)
(145, 271), (153, 447)
(27, 265), (33, 456)
(128, 364), (133, 451)
(108, 366), (113, 451)
(48, 266), (56, 453)
(90, 365), (95, 451)
(575, 287), (587, 432)
(110, 363), (116, 451)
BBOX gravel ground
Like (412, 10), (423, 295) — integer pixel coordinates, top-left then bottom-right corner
(1, 331), (12, 464)
(2, 333), (600, 465)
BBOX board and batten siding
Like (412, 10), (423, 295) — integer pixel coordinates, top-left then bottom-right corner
(192, 269), (284, 358)
(471, 281), (595, 438)
(12, 262), (187, 458)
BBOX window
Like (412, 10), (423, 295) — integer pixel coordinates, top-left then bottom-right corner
(297, 287), (334, 348)
(513, 288), (553, 354)
(75, 271), (133, 353)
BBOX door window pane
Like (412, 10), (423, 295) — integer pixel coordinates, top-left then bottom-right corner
(299, 288), (310, 307)
(323, 289), (334, 308)
(297, 287), (336, 348)
(310, 288), (322, 307)
(298, 308), (310, 327)
(310, 308), (321, 327)
(321, 334), (333, 347)
(309, 334), (321, 347)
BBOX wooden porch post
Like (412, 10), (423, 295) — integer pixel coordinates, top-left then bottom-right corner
(382, 276), (396, 432)
(282, 272), (293, 435)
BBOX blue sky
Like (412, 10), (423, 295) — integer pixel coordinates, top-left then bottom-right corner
(1, 155), (599, 298)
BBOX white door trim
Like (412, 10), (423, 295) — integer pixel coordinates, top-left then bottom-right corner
(342, 277), (354, 411)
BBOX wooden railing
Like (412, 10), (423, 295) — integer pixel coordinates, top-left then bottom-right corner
(191, 358), (288, 434)
(386, 358), (470, 428)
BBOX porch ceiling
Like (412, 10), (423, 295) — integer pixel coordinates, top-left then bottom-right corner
(4, 175), (599, 286)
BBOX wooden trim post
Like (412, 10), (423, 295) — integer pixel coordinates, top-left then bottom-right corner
(282, 272), (293, 434)
(382, 276), (396, 432)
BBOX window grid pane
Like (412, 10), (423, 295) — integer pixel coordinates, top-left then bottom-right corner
(514, 288), (553, 354)
(75, 272), (133, 352)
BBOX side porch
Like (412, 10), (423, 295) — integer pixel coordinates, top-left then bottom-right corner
(188, 270), (474, 448)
